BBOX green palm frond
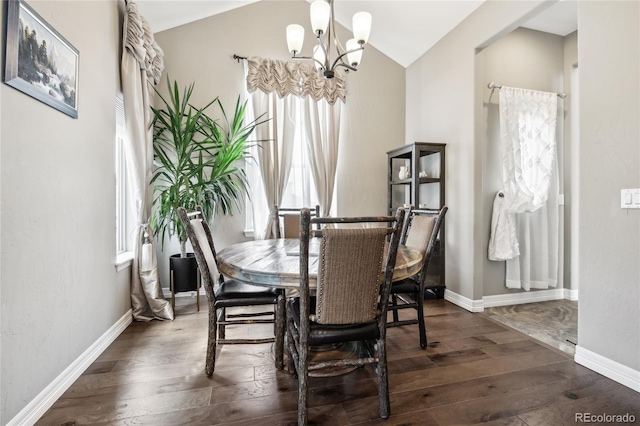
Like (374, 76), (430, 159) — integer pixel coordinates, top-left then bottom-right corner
(150, 78), (267, 255)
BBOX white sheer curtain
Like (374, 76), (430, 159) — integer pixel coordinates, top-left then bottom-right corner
(249, 89), (297, 239)
(302, 96), (341, 217)
(246, 57), (346, 237)
(122, 0), (173, 320)
(488, 86), (560, 290)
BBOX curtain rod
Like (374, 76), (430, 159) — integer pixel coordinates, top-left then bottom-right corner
(487, 82), (566, 99)
(233, 54), (247, 62)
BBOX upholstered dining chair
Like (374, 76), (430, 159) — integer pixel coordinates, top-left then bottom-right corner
(177, 206), (285, 375)
(286, 208), (405, 425)
(388, 206), (448, 349)
(271, 204), (320, 239)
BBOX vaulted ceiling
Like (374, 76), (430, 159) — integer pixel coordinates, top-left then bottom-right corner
(137, 0), (577, 68)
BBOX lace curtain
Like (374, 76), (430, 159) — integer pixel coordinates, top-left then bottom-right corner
(488, 86), (560, 291)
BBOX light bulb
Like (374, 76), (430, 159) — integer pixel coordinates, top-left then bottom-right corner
(346, 39), (362, 67)
(352, 11), (372, 44)
(286, 24), (305, 54)
(310, 0), (330, 35)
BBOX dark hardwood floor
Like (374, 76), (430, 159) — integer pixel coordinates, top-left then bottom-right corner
(37, 297), (639, 425)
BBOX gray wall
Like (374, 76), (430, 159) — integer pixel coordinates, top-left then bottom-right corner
(407, 0), (640, 376)
(153, 0), (406, 287)
(563, 31), (578, 292)
(478, 27), (567, 297)
(577, 1), (639, 371)
(406, 0), (550, 301)
(0, 1), (131, 423)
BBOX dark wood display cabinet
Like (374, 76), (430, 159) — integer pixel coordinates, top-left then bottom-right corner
(387, 142), (446, 298)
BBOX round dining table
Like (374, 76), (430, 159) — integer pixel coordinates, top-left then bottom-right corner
(217, 238), (422, 376)
(217, 238), (423, 288)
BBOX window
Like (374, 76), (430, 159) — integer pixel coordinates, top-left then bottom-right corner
(244, 100), (319, 237)
(115, 95), (134, 269)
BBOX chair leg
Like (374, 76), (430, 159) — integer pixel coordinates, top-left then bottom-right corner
(416, 291), (427, 349)
(298, 342), (309, 426)
(205, 305), (218, 376)
(391, 294), (399, 322)
(274, 294), (285, 370)
(286, 313), (297, 376)
(218, 307), (226, 339)
(376, 336), (390, 419)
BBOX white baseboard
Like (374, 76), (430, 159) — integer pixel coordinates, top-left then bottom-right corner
(444, 289), (484, 312)
(564, 288), (579, 301)
(483, 288), (565, 308)
(575, 346), (640, 393)
(7, 310), (133, 426)
(444, 287), (577, 312)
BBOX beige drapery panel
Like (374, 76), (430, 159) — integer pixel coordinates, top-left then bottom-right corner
(122, 0), (173, 321)
(246, 57), (345, 230)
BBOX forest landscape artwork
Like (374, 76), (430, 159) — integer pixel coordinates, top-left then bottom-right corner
(3, 0), (79, 118)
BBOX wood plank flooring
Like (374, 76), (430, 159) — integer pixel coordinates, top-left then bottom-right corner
(36, 297), (639, 425)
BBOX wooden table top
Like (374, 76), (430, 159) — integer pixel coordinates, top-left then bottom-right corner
(217, 238), (422, 289)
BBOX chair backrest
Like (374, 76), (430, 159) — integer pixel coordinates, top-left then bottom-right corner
(299, 208), (406, 326)
(272, 204), (320, 239)
(401, 207), (448, 285)
(177, 206), (220, 301)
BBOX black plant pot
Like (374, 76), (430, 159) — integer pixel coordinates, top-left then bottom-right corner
(169, 253), (198, 293)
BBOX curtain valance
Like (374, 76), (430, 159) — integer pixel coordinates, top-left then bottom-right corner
(246, 57), (346, 105)
(124, 0), (164, 84)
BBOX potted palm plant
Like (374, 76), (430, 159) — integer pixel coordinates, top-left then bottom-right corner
(151, 78), (263, 293)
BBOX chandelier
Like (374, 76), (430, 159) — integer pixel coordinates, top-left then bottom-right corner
(286, 0), (372, 79)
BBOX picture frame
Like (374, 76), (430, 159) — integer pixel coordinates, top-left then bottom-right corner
(3, 0), (79, 118)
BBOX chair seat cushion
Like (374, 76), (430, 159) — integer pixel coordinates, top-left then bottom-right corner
(288, 297), (380, 346)
(214, 279), (280, 308)
(391, 277), (420, 295)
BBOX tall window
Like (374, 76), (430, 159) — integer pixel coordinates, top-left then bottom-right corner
(281, 110), (319, 209)
(115, 95), (133, 267)
(244, 102), (319, 236)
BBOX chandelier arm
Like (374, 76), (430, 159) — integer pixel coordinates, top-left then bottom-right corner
(330, 45), (364, 71)
(292, 54), (327, 70)
(316, 36), (331, 70)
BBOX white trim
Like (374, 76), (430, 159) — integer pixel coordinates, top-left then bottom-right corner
(483, 288), (565, 308)
(7, 310), (133, 426)
(115, 251), (134, 272)
(564, 287), (579, 301)
(443, 287), (576, 312)
(444, 289), (484, 312)
(575, 346), (640, 393)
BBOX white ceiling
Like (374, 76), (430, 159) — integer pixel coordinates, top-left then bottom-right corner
(137, 0), (577, 68)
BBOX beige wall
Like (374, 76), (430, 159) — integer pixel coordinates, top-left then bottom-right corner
(0, 1), (130, 423)
(478, 27), (566, 297)
(154, 0), (405, 286)
(577, 1), (639, 371)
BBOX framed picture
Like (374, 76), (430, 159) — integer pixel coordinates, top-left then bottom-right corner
(3, 0), (79, 118)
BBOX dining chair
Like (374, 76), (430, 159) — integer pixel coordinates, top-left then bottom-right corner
(388, 206), (448, 349)
(271, 204), (320, 239)
(177, 206), (285, 375)
(286, 208), (406, 425)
